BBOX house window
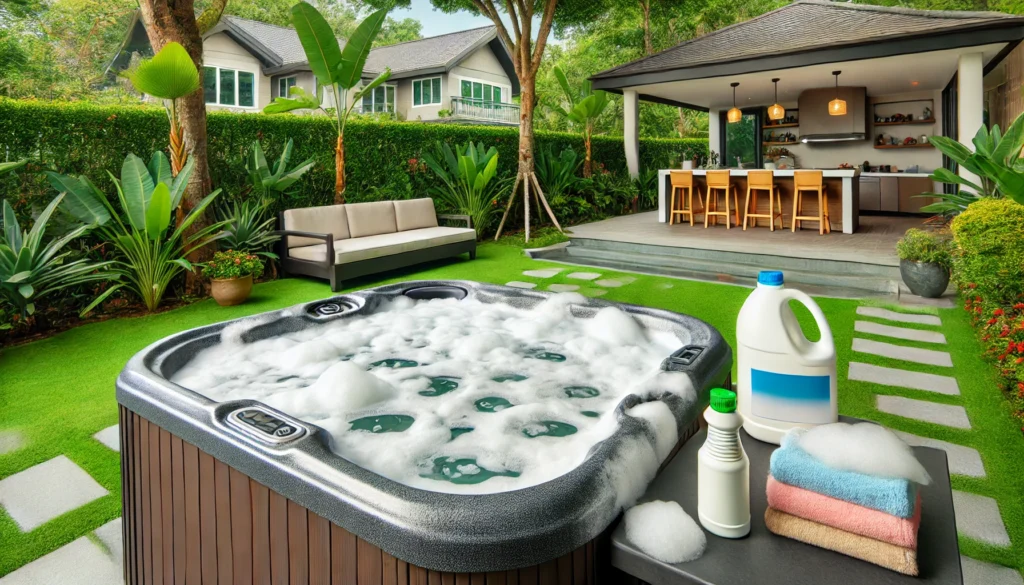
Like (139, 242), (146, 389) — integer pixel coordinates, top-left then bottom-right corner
(413, 77), (441, 106)
(278, 76), (297, 98)
(361, 84), (396, 113)
(461, 79), (502, 103)
(202, 66), (258, 108)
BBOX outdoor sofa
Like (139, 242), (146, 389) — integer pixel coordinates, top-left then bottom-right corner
(277, 198), (476, 291)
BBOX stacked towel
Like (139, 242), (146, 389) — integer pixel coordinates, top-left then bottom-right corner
(766, 438), (923, 576)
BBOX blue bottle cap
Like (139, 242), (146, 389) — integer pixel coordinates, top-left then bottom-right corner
(758, 270), (784, 286)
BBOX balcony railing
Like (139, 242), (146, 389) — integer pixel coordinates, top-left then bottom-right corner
(449, 97), (519, 125)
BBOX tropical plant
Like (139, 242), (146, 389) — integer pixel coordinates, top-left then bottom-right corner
(124, 42), (200, 175)
(245, 139), (316, 206)
(534, 145), (581, 202)
(200, 250), (264, 281)
(921, 113), (1024, 216)
(47, 151), (223, 311)
(216, 199), (279, 260)
(547, 65), (610, 177)
(1, 194), (119, 318)
(634, 167), (659, 209)
(0, 160), (28, 176)
(263, 3), (390, 204)
(421, 141), (504, 236)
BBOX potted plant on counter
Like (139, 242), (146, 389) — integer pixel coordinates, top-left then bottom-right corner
(895, 229), (952, 298)
(200, 250), (265, 306)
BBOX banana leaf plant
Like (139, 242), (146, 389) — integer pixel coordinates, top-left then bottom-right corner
(547, 65), (610, 178)
(124, 42), (200, 176)
(245, 138), (316, 205)
(421, 141), (502, 236)
(46, 151), (223, 311)
(263, 3), (390, 204)
(0, 160), (27, 176)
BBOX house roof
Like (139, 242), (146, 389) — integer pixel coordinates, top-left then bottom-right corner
(591, 0), (1024, 88)
(362, 26), (496, 76)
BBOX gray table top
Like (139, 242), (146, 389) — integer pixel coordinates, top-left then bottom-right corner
(611, 422), (962, 585)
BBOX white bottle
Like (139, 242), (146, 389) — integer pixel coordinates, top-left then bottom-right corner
(698, 388), (750, 538)
(736, 270), (837, 445)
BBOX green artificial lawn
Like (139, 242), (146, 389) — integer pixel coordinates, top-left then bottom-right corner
(1, 243), (1022, 577)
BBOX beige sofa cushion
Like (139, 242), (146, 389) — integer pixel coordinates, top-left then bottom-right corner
(394, 198), (439, 232)
(282, 205), (350, 248)
(289, 226), (475, 265)
(346, 201), (398, 238)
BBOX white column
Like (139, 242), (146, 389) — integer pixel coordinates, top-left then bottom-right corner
(623, 89), (640, 178)
(957, 53), (984, 186)
(708, 109), (721, 160)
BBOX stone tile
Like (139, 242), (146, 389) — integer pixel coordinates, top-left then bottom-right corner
(854, 321), (947, 344)
(566, 271), (601, 281)
(548, 284), (580, 293)
(505, 281), (537, 289)
(617, 276), (637, 285)
(961, 556), (1024, 585)
(876, 396), (971, 429)
(952, 491), (1011, 547)
(93, 518), (123, 566)
(856, 306), (941, 326)
(853, 338), (953, 367)
(0, 535), (122, 585)
(891, 430), (984, 477)
(595, 279), (624, 288)
(0, 430), (24, 455)
(0, 455), (109, 532)
(848, 362), (959, 395)
(92, 425), (120, 452)
(584, 289), (607, 297)
(900, 295), (956, 309)
(655, 282), (674, 289)
(523, 268), (561, 278)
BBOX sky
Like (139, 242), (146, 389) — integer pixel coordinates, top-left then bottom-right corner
(390, 0), (543, 39)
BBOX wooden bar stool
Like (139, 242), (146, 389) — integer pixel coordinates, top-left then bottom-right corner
(792, 170), (832, 235)
(743, 170), (784, 231)
(704, 170), (740, 229)
(669, 170), (704, 226)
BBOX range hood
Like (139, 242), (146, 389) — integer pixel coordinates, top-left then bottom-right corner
(798, 87), (867, 143)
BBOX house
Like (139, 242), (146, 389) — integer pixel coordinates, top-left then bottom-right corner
(110, 15), (521, 125)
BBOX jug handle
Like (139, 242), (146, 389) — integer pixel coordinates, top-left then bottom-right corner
(779, 288), (835, 366)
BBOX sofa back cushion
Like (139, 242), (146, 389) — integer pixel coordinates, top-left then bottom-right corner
(282, 205), (350, 248)
(346, 201), (398, 238)
(394, 198), (439, 232)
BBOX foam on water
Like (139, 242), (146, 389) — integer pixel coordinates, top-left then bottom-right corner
(172, 294), (694, 494)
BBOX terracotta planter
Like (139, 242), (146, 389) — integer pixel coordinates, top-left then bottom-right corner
(899, 259), (949, 299)
(210, 274), (253, 306)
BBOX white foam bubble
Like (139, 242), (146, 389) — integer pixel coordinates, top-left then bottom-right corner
(785, 422), (931, 485)
(624, 500), (706, 564)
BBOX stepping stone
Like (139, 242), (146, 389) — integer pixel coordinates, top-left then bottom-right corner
(876, 396), (970, 429)
(856, 306), (941, 326)
(92, 425), (120, 452)
(523, 268), (561, 278)
(0, 430), (24, 455)
(584, 289), (607, 297)
(853, 338), (953, 367)
(891, 430), (984, 477)
(548, 284), (580, 293)
(901, 295), (956, 309)
(855, 321), (946, 344)
(952, 490), (1011, 547)
(505, 281), (537, 289)
(567, 272), (601, 281)
(655, 282), (673, 289)
(961, 556), (1024, 585)
(595, 279), (624, 288)
(93, 518), (123, 566)
(848, 362), (959, 395)
(0, 455), (109, 532)
(0, 534), (122, 585)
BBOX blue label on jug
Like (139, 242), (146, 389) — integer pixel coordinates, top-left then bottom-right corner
(751, 369), (832, 423)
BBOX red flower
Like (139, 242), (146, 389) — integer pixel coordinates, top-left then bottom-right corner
(969, 283), (978, 289)
(1016, 357), (1024, 365)
(234, 258), (241, 265)
(976, 296), (983, 302)
(1015, 303), (1024, 310)
(987, 317), (999, 325)
(995, 308), (1005, 316)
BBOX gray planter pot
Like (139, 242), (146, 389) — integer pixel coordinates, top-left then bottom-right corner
(899, 259), (950, 298)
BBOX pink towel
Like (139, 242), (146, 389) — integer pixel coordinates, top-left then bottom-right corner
(767, 475), (921, 549)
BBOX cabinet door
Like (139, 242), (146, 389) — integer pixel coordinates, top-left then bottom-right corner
(859, 178), (880, 211)
(880, 177), (899, 212)
(899, 177), (937, 213)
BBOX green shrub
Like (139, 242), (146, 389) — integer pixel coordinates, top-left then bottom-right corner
(895, 228), (952, 269)
(200, 250), (265, 280)
(950, 198), (1024, 304)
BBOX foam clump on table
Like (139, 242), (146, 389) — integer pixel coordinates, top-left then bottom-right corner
(624, 500), (707, 564)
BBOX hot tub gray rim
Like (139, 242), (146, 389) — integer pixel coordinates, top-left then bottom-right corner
(116, 280), (731, 573)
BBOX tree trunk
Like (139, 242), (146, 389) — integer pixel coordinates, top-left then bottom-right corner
(517, 75), (537, 178)
(583, 132), (593, 178)
(640, 0), (653, 56)
(335, 135), (346, 204)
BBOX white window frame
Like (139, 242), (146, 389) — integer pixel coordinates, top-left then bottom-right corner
(412, 76), (442, 108)
(203, 65), (259, 109)
(360, 83), (397, 113)
(455, 75), (511, 104)
(278, 75), (297, 98)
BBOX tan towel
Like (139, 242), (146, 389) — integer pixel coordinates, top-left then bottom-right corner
(765, 507), (919, 576)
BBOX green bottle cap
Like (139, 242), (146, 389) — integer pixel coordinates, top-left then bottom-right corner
(710, 388), (737, 413)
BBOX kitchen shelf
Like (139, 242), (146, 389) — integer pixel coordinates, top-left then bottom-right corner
(763, 141), (798, 146)
(874, 118), (936, 127)
(873, 143), (934, 149)
(762, 123), (799, 129)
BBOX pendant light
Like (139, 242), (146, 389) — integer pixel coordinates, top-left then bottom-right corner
(828, 70), (847, 116)
(768, 78), (785, 121)
(727, 82), (742, 124)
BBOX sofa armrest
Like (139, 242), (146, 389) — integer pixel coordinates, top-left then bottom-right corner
(275, 230), (335, 268)
(438, 214), (472, 229)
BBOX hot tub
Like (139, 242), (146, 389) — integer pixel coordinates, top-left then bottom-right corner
(116, 281), (731, 584)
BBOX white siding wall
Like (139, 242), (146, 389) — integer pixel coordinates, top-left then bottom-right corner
(202, 33), (271, 111)
(401, 76), (447, 121)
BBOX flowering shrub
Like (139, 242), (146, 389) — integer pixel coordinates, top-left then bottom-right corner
(199, 250), (265, 281)
(964, 295), (1024, 415)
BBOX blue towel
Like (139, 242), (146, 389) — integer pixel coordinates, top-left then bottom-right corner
(770, 444), (918, 519)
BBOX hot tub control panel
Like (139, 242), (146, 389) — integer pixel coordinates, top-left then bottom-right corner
(227, 407), (306, 444)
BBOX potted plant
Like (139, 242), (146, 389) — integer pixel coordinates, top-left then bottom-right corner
(895, 229), (952, 298)
(200, 250), (265, 306)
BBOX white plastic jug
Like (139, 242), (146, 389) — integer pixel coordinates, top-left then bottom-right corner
(736, 270), (837, 444)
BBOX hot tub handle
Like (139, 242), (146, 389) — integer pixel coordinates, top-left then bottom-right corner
(661, 345), (705, 371)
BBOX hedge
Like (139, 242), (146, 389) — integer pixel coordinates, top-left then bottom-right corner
(0, 99), (707, 215)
